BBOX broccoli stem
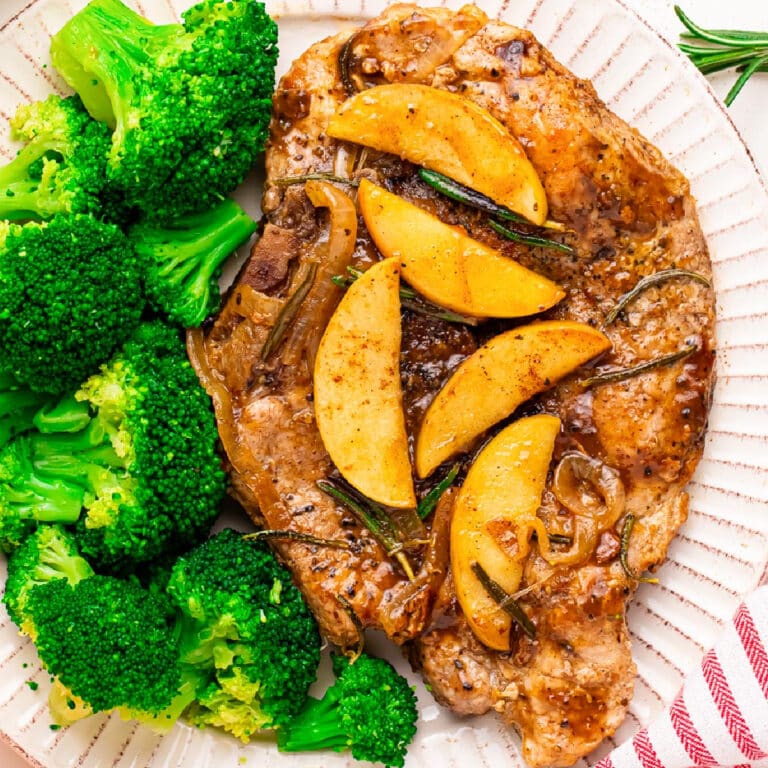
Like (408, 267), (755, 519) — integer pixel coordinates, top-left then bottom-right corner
(50, 0), (181, 129)
(3, 461), (84, 523)
(0, 146), (60, 220)
(278, 687), (349, 753)
(32, 394), (91, 434)
(134, 198), (257, 326)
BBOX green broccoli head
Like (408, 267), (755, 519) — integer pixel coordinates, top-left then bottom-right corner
(0, 214), (146, 394)
(278, 652), (419, 768)
(50, 0), (279, 222)
(2, 524), (94, 633)
(0, 94), (128, 222)
(70, 320), (227, 570)
(26, 573), (186, 717)
(130, 198), (257, 327)
(167, 529), (321, 739)
(0, 320), (226, 570)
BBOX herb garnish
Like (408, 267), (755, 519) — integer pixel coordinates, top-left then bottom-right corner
(580, 344), (698, 388)
(619, 514), (659, 584)
(676, 5), (768, 106)
(260, 261), (318, 361)
(604, 268), (710, 325)
(470, 561), (537, 640)
(318, 478), (419, 580)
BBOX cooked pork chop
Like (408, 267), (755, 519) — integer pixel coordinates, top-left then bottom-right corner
(191, 4), (715, 766)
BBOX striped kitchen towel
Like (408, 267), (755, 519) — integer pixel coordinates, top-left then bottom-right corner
(596, 585), (768, 768)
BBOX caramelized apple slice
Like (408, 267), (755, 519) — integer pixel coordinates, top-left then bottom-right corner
(328, 83), (548, 224)
(314, 257), (416, 508)
(452, 413), (560, 650)
(415, 321), (611, 477)
(357, 179), (564, 318)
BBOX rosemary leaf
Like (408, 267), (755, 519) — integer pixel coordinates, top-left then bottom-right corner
(580, 344), (698, 388)
(273, 173), (359, 187)
(260, 261), (318, 361)
(489, 219), (574, 254)
(725, 53), (768, 105)
(336, 594), (365, 661)
(417, 462), (460, 520)
(471, 561), (536, 640)
(418, 168), (566, 231)
(604, 268), (710, 325)
(676, 6), (768, 105)
(317, 478), (416, 580)
(619, 514), (659, 584)
(243, 529), (351, 549)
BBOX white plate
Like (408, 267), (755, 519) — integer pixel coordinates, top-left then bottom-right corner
(2, 1), (768, 766)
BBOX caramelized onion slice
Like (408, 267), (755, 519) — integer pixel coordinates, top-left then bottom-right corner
(280, 180), (358, 371)
(542, 452), (626, 567)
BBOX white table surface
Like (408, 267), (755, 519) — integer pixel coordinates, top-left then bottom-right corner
(0, 0), (766, 766)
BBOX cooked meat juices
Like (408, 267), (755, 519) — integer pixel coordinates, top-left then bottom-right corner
(190, 4), (715, 766)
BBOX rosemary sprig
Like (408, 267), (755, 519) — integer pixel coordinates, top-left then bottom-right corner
(331, 266), (480, 326)
(619, 514), (659, 584)
(260, 261), (318, 361)
(471, 561), (536, 640)
(317, 478), (417, 580)
(417, 462), (460, 520)
(418, 168), (567, 232)
(580, 344), (698, 388)
(489, 219), (574, 254)
(273, 173), (360, 187)
(676, 6), (768, 106)
(604, 268), (710, 325)
(243, 529), (351, 549)
(336, 594), (365, 661)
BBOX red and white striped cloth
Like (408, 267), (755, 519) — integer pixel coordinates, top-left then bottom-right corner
(597, 586), (768, 768)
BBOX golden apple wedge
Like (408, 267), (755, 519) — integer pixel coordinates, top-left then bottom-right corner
(452, 414), (560, 650)
(357, 179), (564, 318)
(327, 83), (548, 225)
(415, 321), (611, 477)
(314, 257), (416, 509)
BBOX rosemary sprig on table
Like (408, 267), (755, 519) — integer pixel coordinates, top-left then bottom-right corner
(676, 5), (768, 106)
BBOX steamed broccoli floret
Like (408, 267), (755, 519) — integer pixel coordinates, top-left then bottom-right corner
(0, 94), (125, 222)
(0, 321), (226, 570)
(50, 0), (279, 221)
(130, 198), (257, 327)
(5, 527), (192, 725)
(167, 529), (322, 740)
(0, 369), (51, 451)
(26, 573), (193, 723)
(2, 524), (94, 633)
(278, 652), (419, 768)
(0, 215), (146, 394)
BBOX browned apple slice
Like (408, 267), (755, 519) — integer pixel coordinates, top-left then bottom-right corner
(415, 321), (611, 477)
(327, 83), (548, 224)
(451, 413), (560, 650)
(357, 179), (564, 318)
(314, 257), (416, 508)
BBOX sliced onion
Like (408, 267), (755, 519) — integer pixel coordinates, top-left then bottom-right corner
(543, 452), (625, 567)
(280, 180), (357, 371)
